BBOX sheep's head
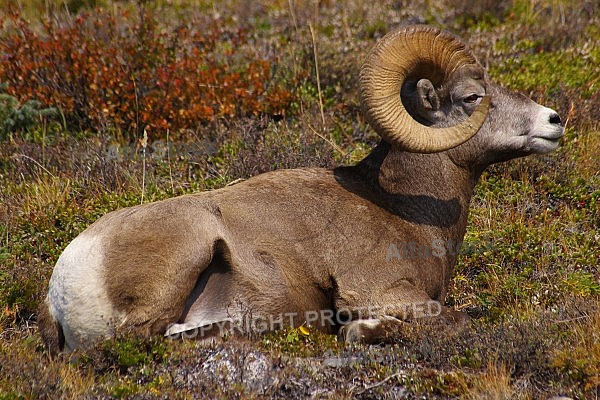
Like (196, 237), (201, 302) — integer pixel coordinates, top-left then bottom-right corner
(360, 25), (564, 161)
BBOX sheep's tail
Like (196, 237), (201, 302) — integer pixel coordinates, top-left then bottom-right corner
(37, 298), (65, 356)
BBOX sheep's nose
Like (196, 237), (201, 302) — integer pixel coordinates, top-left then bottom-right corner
(549, 113), (562, 125)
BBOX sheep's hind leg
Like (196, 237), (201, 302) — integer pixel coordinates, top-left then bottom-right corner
(164, 250), (249, 342)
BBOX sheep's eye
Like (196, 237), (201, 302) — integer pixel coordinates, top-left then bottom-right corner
(463, 94), (481, 104)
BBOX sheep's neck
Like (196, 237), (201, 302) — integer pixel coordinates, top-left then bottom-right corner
(354, 141), (478, 240)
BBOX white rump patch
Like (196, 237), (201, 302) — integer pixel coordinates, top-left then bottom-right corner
(47, 232), (122, 350)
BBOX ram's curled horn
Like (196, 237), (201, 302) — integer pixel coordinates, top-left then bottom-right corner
(360, 25), (491, 153)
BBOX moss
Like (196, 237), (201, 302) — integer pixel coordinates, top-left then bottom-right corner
(260, 325), (342, 358)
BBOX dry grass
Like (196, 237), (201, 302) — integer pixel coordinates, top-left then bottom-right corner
(464, 362), (516, 400)
(553, 309), (600, 394)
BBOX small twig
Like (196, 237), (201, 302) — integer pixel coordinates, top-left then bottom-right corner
(131, 74), (140, 135)
(197, 83), (253, 93)
(226, 178), (246, 187)
(287, 0), (299, 34)
(166, 129), (174, 194)
(308, 21), (326, 129)
(17, 154), (56, 178)
(352, 371), (404, 395)
(554, 315), (590, 324)
(563, 101), (575, 132)
(140, 129), (148, 205)
(307, 123), (346, 156)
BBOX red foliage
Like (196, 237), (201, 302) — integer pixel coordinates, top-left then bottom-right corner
(0, 9), (294, 138)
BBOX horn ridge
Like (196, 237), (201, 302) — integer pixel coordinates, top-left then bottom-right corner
(360, 25), (490, 153)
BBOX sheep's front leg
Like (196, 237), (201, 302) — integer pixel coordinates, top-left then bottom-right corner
(336, 280), (469, 343)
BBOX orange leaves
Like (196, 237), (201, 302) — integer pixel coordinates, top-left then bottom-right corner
(0, 9), (294, 139)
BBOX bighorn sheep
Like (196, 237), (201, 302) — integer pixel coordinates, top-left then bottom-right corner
(38, 25), (564, 352)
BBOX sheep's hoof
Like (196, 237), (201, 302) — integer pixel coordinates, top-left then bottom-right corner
(438, 308), (471, 327)
(338, 316), (402, 343)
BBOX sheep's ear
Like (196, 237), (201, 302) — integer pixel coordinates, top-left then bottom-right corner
(416, 79), (440, 111)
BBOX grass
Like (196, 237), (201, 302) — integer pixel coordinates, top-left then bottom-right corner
(0, 0), (599, 398)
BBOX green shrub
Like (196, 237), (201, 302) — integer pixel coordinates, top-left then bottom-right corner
(0, 83), (57, 138)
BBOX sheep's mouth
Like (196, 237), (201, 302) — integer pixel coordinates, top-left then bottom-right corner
(540, 137), (561, 147)
(531, 126), (565, 142)
(529, 135), (563, 153)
